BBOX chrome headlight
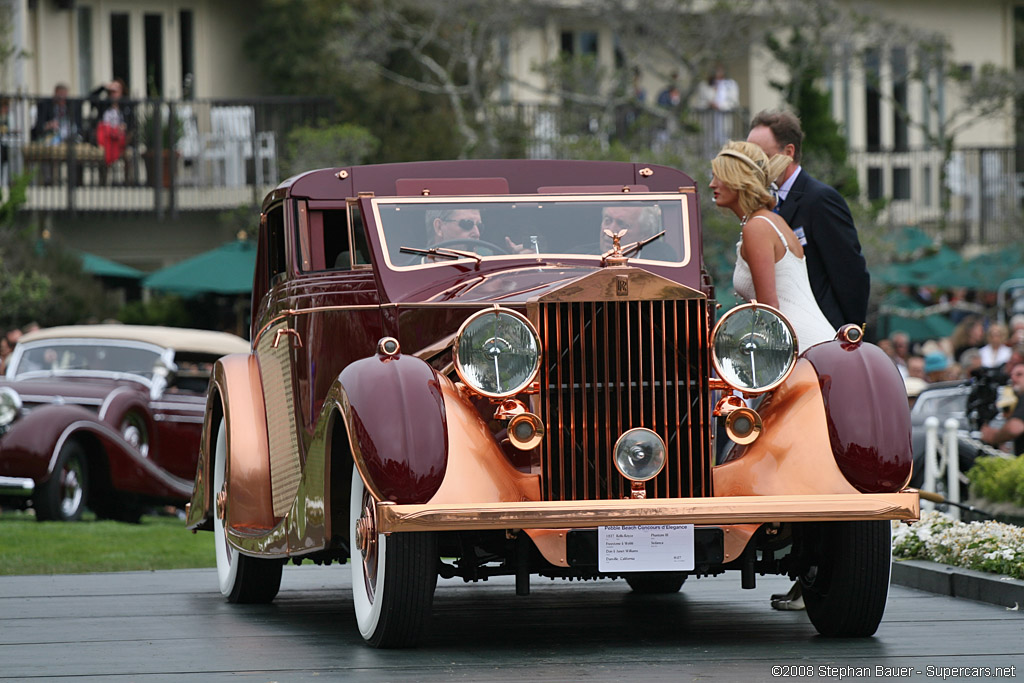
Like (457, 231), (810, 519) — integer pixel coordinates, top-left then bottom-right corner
(454, 307), (541, 398)
(0, 387), (22, 427)
(711, 303), (798, 394)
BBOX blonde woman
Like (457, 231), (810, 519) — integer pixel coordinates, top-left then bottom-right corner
(710, 141), (835, 353)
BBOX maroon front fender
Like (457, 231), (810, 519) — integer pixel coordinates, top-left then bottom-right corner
(0, 405), (97, 480)
(338, 351), (447, 504)
(0, 404), (192, 499)
(803, 340), (912, 492)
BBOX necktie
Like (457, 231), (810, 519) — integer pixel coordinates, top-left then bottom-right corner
(773, 195), (784, 214)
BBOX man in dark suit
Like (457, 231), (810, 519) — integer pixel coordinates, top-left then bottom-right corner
(32, 83), (83, 143)
(747, 110), (869, 328)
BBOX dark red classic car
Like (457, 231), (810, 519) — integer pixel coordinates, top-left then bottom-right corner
(185, 159), (918, 647)
(0, 324), (249, 522)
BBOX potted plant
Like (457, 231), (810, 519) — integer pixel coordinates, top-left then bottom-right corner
(139, 104), (185, 188)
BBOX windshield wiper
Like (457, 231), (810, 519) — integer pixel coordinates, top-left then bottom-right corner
(400, 246), (482, 266)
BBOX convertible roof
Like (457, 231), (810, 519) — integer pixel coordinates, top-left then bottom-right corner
(19, 325), (250, 356)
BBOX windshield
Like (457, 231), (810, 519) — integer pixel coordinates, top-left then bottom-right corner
(9, 340), (165, 382)
(371, 194), (692, 269)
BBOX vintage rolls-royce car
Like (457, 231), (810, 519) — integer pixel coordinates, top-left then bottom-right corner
(185, 160), (918, 647)
(0, 324), (249, 522)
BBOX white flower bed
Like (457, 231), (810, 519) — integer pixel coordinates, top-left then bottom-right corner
(892, 510), (1024, 580)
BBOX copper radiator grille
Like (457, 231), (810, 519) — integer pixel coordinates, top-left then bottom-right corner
(536, 299), (711, 501)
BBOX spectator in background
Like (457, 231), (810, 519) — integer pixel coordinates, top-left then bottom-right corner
(32, 83), (82, 144)
(90, 79), (135, 183)
(980, 363), (1024, 455)
(1009, 314), (1024, 347)
(906, 355), (926, 380)
(959, 347), (983, 377)
(979, 322), (1011, 368)
(950, 315), (986, 361)
(656, 72), (682, 109)
(889, 331), (911, 378)
(924, 352), (953, 383)
(697, 64), (739, 147)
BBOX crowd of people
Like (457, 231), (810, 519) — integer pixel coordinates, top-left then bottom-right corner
(882, 316), (1024, 391)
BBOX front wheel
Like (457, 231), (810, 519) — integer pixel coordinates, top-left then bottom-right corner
(798, 521), (891, 637)
(212, 419), (282, 603)
(350, 465), (437, 648)
(35, 441), (88, 521)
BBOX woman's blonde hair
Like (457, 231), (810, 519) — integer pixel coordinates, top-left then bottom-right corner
(711, 140), (792, 218)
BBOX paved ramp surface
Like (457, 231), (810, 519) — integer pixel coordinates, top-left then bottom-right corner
(1, 566), (1022, 681)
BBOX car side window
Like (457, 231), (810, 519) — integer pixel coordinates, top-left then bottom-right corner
(266, 205), (287, 284)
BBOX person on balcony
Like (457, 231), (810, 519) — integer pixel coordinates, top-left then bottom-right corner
(90, 79), (136, 184)
(31, 83), (84, 185)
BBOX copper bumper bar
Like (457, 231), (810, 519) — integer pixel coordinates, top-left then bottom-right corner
(375, 491), (921, 533)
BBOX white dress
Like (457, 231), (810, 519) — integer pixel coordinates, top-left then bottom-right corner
(732, 215), (836, 353)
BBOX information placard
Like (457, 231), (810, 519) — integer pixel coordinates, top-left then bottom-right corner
(598, 524), (695, 572)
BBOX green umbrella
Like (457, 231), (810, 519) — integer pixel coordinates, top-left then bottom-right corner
(888, 226), (935, 257)
(874, 245), (966, 287)
(143, 240), (256, 296)
(77, 251), (144, 279)
(876, 289), (956, 342)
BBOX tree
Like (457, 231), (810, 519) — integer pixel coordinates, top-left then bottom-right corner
(765, 26), (859, 198)
(245, 0), (462, 162)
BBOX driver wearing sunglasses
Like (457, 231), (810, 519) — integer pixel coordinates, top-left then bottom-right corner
(427, 209), (484, 245)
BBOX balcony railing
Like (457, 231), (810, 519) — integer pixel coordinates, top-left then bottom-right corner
(0, 94), (334, 215)
(849, 146), (1023, 247)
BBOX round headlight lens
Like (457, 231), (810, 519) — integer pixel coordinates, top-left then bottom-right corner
(613, 428), (667, 482)
(712, 304), (797, 393)
(454, 308), (541, 398)
(0, 387), (22, 427)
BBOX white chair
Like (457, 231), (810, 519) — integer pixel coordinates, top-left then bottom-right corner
(175, 105), (202, 185)
(201, 106), (277, 187)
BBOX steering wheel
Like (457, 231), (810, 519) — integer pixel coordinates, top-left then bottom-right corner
(431, 238), (509, 256)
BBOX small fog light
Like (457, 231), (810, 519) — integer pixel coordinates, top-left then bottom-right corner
(613, 428), (667, 482)
(508, 412), (545, 450)
(725, 407), (762, 445)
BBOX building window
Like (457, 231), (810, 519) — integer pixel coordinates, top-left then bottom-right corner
(891, 47), (909, 152)
(864, 48), (881, 152)
(867, 166), (883, 200)
(923, 165), (933, 207)
(110, 13), (130, 90)
(180, 10), (195, 98)
(893, 166), (911, 200)
(77, 6), (92, 94)
(560, 30), (598, 57)
(144, 13), (164, 97)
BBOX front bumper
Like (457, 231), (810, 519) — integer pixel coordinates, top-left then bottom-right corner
(375, 491), (920, 533)
(0, 475), (34, 498)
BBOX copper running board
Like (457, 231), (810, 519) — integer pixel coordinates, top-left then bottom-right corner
(374, 491), (920, 533)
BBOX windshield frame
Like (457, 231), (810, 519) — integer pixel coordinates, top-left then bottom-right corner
(368, 192), (694, 272)
(6, 338), (172, 387)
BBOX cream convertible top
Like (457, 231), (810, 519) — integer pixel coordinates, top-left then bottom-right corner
(18, 325), (250, 356)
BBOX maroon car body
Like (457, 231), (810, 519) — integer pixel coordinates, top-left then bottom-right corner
(0, 325), (249, 521)
(185, 160), (918, 647)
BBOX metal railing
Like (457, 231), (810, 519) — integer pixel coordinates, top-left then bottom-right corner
(849, 146), (1024, 247)
(0, 94), (334, 216)
(492, 102), (748, 162)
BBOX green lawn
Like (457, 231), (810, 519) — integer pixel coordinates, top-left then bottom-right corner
(0, 509), (216, 575)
